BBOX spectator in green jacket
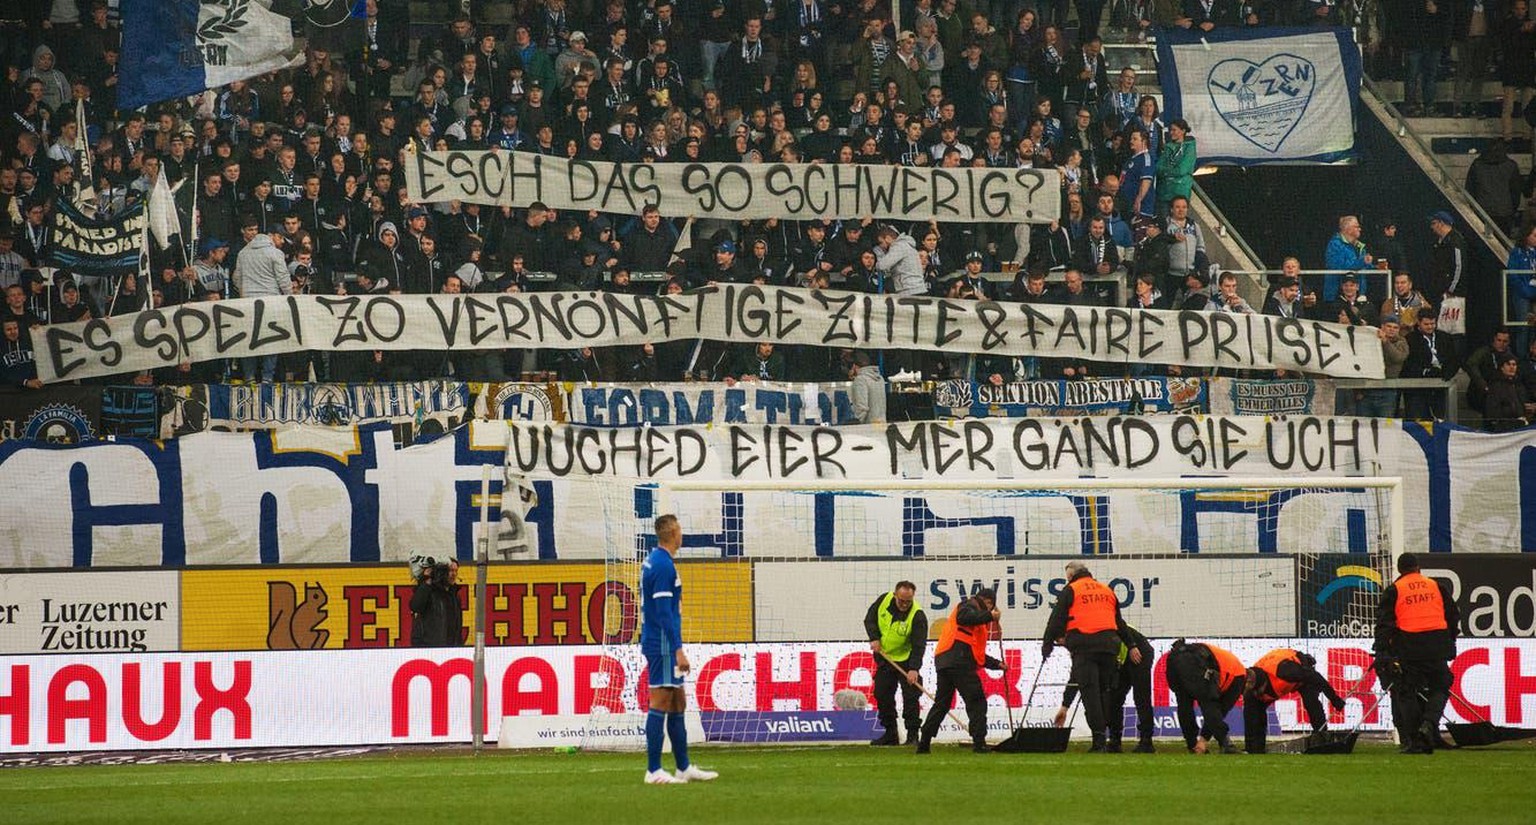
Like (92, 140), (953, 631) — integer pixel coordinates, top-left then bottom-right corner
(1156, 118), (1196, 212)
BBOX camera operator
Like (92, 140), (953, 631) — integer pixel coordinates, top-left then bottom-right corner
(409, 556), (463, 647)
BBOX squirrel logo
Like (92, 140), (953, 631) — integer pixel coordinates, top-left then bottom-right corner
(266, 581), (331, 650)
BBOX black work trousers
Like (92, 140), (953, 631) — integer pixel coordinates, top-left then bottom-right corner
(1243, 686), (1328, 753)
(1168, 647), (1242, 749)
(921, 663), (987, 745)
(1394, 658), (1453, 744)
(873, 656), (923, 735)
(1070, 649), (1120, 737)
(1106, 661), (1153, 742)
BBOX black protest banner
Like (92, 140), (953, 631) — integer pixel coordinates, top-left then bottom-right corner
(30, 286), (1387, 383)
(1420, 555), (1536, 638)
(48, 200), (146, 275)
(405, 149), (1062, 223)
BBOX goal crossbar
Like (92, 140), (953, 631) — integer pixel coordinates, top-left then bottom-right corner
(659, 476), (1405, 561)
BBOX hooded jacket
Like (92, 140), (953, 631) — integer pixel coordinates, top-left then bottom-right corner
(359, 222), (406, 292)
(875, 233), (925, 296)
(850, 364), (887, 423)
(1465, 143), (1522, 220)
(1, 331), (37, 387)
(234, 234), (293, 298)
(23, 46), (70, 111)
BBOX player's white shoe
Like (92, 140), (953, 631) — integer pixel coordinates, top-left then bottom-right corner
(674, 765), (719, 782)
(645, 769), (684, 785)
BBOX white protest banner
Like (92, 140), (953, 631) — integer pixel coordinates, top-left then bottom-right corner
(1155, 27), (1362, 165)
(405, 149), (1061, 223)
(31, 286), (1384, 383)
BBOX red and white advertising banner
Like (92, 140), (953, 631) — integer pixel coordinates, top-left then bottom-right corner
(1, 639), (1531, 752)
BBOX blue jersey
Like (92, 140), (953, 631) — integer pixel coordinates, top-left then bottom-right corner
(1121, 150), (1157, 218)
(640, 547), (683, 656)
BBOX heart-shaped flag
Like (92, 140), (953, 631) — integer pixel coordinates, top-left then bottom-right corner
(1205, 53), (1318, 153)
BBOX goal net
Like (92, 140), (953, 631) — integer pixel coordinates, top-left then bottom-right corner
(580, 477), (1401, 749)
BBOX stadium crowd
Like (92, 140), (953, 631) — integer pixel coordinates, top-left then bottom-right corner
(0, 1), (1533, 426)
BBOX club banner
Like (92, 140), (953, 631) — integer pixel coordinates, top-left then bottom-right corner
(406, 150), (1061, 223)
(2, 640), (1529, 751)
(563, 382), (855, 427)
(1209, 377), (1336, 415)
(29, 287), (1386, 384)
(119, 0), (302, 110)
(47, 199), (146, 275)
(931, 377), (1206, 418)
(1155, 27), (1362, 165)
(0, 386), (102, 443)
(202, 380), (472, 433)
(13, 417), (1536, 567)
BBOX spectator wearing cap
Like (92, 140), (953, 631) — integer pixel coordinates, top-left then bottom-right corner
(401, 206), (433, 258)
(951, 250), (994, 299)
(556, 31), (601, 89)
(194, 238), (233, 297)
(883, 31), (928, 114)
(233, 220), (292, 382)
(696, 237), (749, 286)
(489, 106), (526, 151)
(1426, 210), (1467, 299)
(1330, 273), (1380, 326)
(1263, 276), (1302, 318)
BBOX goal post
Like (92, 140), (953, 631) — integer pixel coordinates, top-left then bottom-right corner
(580, 475), (1402, 749)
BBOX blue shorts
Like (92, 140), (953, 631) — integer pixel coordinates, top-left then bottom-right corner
(646, 652), (684, 689)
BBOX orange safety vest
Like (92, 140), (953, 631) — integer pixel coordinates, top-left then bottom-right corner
(1253, 648), (1302, 697)
(936, 603), (990, 667)
(1394, 572), (1448, 633)
(1208, 644), (1247, 692)
(1065, 576), (1118, 634)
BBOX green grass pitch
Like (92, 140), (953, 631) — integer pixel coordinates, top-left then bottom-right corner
(3, 742), (1533, 824)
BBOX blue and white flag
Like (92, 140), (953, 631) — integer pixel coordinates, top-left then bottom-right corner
(1155, 27), (1362, 165)
(119, 0), (302, 111)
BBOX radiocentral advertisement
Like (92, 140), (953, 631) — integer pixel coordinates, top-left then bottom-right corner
(1, 640), (1532, 752)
